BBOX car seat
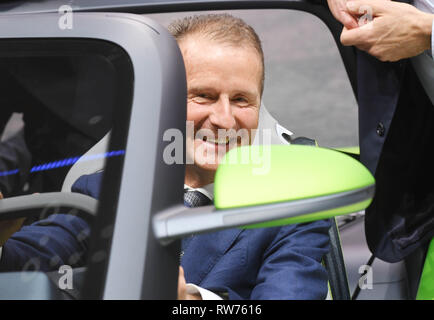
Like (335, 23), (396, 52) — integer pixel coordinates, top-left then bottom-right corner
(61, 131), (110, 193)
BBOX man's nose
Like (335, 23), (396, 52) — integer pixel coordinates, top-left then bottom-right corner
(209, 97), (236, 129)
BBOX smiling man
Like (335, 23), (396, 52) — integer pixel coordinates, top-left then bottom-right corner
(168, 14), (330, 300)
(177, 15), (263, 188)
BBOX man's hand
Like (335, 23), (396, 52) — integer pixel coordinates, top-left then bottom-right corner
(327, 0), (359, 29)
(340, 0), (434, 61)
(177, 266), (202, 300)
(0, 192), (25, 246)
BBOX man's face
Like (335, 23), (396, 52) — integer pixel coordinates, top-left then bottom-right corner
(180, 35), (262, 173)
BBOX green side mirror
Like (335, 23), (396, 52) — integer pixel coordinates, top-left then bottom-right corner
(153, 144), (375, 242)
(214, 144), (374, 227)
(333, 146), (360, 155)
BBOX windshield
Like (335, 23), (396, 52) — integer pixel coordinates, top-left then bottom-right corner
(0, 37), (133, 299)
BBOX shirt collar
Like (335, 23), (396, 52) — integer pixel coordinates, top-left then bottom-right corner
(413, 0), (434, 13)
(184, 183), (214, 201)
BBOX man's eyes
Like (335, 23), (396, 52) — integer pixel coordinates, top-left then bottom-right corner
(198, 94), (211, 99)
(233, 97), (247, 102)
(191, 94), (251, 106)
(233, 97), (250, 106)
(192, 94), (213, 103)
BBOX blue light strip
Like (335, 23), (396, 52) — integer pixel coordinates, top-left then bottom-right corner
(0, 150), (125, 177)
(0, 169), (19, 177)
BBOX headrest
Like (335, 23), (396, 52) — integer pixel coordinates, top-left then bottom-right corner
(61, 131), (110, 192)
(253, 103), (292, 145)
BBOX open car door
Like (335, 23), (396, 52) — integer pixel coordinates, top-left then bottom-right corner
(0, 11), (186, 299)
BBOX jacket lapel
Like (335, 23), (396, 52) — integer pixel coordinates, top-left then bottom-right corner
(181, 228), (243, 285)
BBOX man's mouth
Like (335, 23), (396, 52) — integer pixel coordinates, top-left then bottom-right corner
(203, 136), (230, 145)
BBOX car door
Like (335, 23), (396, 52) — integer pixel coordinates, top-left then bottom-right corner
(0, 11), (186, 299)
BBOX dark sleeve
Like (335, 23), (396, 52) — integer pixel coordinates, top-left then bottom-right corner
(0, 214), (90, 272)
(0, 128), (32, 196)
(307, 0), (328, 5)
(250, 219), (331, 300)
(0, 173), (102, 272)
(71, 172), (103, 200)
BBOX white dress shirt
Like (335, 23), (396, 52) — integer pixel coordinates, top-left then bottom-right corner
(413, 0), (433, 57)
(414, 0), (434, 16)
(412, 0), (434, 103)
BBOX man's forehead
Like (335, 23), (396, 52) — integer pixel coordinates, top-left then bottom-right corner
(180, 37), (262, 74)
(186, 60), (261, 96)
(179, 34), (259, 58)
(179, 34), (264, 97)
(187, 83), (260, 98)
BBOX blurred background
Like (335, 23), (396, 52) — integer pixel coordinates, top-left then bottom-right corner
(146, 9), (359, 148)
(2, 9), (358, 149)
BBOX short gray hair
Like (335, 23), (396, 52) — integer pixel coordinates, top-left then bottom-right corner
(168, 13), (265, 96)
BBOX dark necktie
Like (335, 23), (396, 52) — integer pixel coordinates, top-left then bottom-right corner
(183, 189), (212, 208)
(180, 189), (212, 261)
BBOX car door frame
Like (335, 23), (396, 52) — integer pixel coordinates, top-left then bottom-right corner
(0, 0), (360, 300)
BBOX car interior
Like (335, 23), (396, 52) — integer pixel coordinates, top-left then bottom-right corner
(0, 3), (427, 300)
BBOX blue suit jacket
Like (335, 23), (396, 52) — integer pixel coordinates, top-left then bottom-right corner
(0, 172), (331, 300)
(180, 217), (330, 300)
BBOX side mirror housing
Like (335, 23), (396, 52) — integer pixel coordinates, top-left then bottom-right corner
(214, 145), (374, 228)
(153, 144), (375, 242)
